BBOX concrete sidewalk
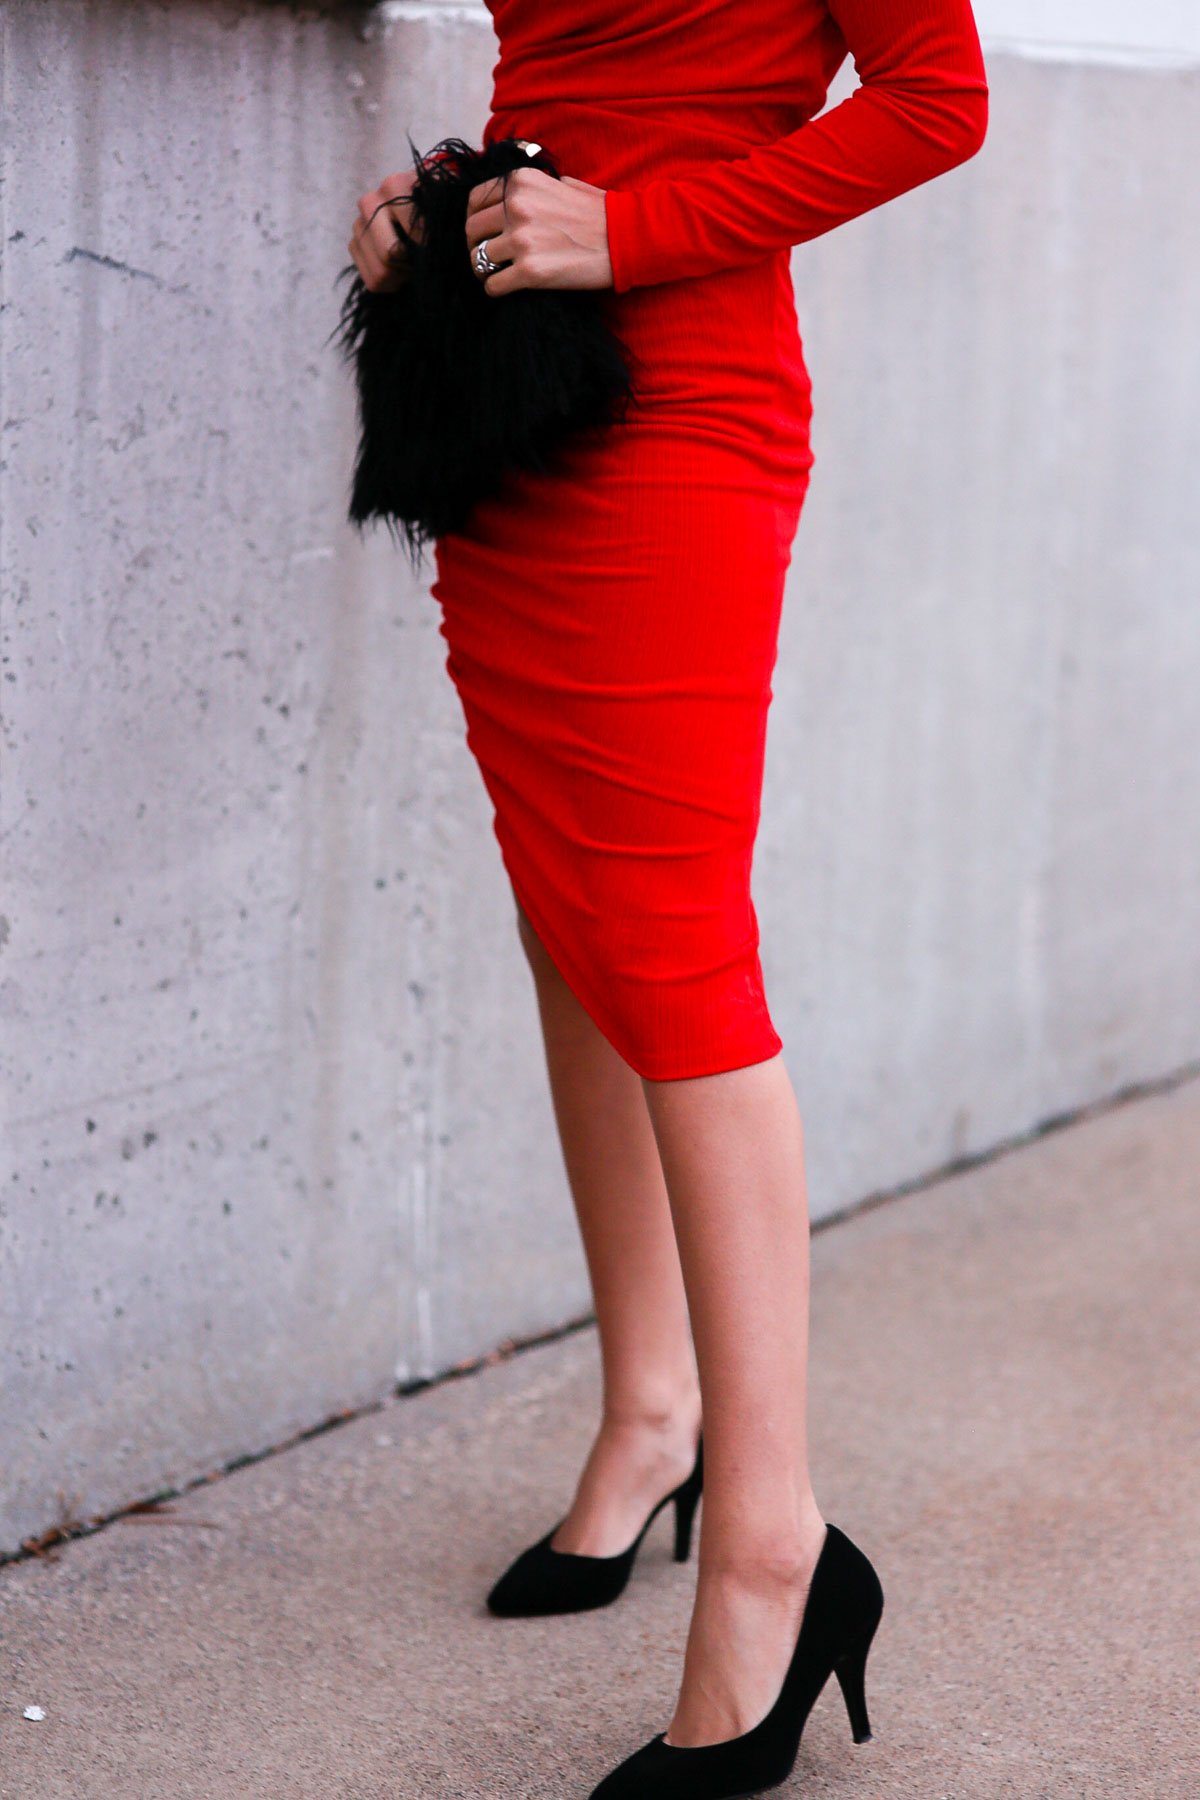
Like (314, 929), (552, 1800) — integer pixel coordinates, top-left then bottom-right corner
(2, 1079), (1197, 1799)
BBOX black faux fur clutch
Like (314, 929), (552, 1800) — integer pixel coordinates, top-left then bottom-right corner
(336, 134), (637, 564)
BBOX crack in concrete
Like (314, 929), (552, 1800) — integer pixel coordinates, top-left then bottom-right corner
(61, 247), (168, 287)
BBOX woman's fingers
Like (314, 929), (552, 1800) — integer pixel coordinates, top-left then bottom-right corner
(348, 215), (387, 290)
(465, 175), (507, 220)
(464, 170), (527, 260)
(462, 178), (518, 292)
(464, 178), (522, 297)
(476, 258), (524, 299)
(377, 168), (424, 238)
(348, 160), (610, 298)
(362, 192), (412, 266)
(466, 212), (515, 265)
(348, 218), (393, 290)
(351, 170), (422, 292)
(463, 167), (564, 295)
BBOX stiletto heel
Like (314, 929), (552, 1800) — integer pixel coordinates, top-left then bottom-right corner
(586, 1522), (884, 1799)
(486, 1431), (704, 1618)
(672, 1436), (704, 1562)
(833, 1629), (876, 1743)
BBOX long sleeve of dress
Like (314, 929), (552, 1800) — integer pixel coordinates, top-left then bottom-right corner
(603, 0), (989, 292)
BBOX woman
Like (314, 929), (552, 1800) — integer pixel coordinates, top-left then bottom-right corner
(348, 2), (988, 1794)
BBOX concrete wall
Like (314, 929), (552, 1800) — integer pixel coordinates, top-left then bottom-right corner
(2, 1), (1197, 1554)
(972, 0), (1200, 60)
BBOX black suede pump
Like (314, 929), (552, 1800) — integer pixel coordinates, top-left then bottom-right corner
(486, 1434), (704, 1618)
(585, 1521), (883, 1799)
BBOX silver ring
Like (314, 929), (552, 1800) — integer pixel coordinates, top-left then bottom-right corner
(474, 238), (502, 279)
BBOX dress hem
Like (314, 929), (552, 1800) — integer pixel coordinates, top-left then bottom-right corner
(499, 828), (785, 1083)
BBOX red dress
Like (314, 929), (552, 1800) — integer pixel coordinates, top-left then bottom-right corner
(431, 0), (988, 1080)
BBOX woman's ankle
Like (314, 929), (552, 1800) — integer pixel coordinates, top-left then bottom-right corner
(699, 1511), (828, 1596)
(600, 1382), (702, 1446)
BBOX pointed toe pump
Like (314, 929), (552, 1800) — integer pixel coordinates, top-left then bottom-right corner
(585, 1521), (883, 1799)
(486, 1434), (704, 1618)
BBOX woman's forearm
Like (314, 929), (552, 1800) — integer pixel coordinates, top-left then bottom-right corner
(604, 0), (989, 293)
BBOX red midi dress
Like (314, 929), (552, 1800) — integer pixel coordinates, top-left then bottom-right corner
(431, 0), (989, 1080)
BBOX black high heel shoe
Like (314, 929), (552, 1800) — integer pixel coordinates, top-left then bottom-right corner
(586, 1521), (883, 1799)
(486, 1433), (704, 1617)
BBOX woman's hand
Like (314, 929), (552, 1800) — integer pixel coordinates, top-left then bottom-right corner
(465, 167), (613, 297)
(348, 171), (425, 293)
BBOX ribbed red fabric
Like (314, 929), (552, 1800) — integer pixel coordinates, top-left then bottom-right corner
(431, 0), (988, 1080)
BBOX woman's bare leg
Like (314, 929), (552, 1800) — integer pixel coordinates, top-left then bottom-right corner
(640, 1056), (828, 1747)
(513, 894), (703, 1554)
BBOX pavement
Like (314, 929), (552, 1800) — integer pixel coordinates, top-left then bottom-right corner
(2, 1077), (1198, 1800)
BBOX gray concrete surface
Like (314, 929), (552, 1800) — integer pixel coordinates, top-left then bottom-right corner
(2, 1077), (1197, 1798)
(3, 0), (1199, 1554)
(1, 0), (585, 1557)
(972, 0), (1200, 61)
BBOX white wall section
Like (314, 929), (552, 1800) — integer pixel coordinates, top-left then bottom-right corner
(975, 0), (1200, 61)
